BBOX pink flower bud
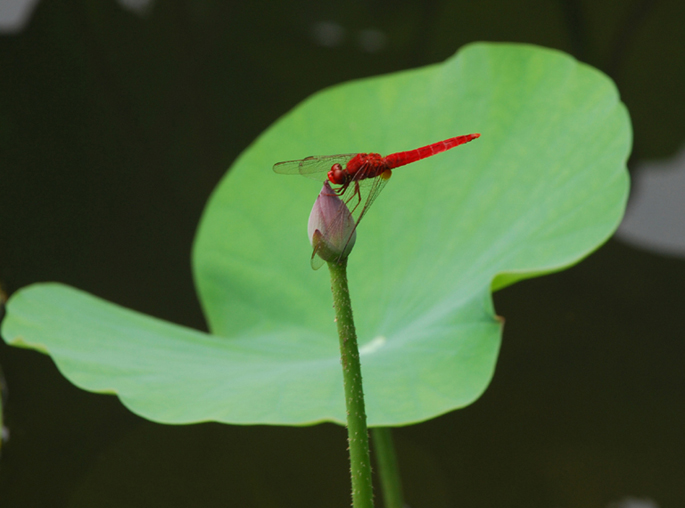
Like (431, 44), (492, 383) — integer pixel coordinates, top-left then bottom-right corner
(308, 182), (357, 264)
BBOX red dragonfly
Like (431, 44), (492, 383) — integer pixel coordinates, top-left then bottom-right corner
(274, 133), (480, 266)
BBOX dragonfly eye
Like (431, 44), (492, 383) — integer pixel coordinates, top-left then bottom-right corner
(327, 163), (346, 185)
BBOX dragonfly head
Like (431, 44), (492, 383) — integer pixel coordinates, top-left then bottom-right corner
(327, 163), (347, 185)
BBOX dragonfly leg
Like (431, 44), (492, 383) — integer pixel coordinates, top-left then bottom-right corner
(345, 181), (363, 215)
(334, 183), (348, 196)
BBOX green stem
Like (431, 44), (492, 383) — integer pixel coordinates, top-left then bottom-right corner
(372, 428), (404, 508)
(327, 259), (374, 508)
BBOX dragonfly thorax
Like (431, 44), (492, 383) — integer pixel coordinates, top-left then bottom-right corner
(327, 153), (388, 187)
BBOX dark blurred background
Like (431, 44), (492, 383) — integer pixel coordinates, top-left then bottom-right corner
(1, 1), (684, 507)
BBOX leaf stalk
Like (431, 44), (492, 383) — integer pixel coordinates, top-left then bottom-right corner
(372, 427), (404, 508)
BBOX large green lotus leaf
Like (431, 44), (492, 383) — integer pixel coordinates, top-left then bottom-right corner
(1, 43), (630, 426)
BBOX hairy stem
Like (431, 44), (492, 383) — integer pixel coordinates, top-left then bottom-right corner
(328, 259), (374, 508)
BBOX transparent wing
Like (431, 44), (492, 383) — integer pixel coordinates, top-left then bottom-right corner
(349, 175), (389, 229)
(323, 171), (390, 266)
(273, 154), (357, 181)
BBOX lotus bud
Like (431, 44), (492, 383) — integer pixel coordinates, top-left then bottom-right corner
(308, 182), (357, 264)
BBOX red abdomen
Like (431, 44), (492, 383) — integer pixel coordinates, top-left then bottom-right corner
(383, 133), (480, 169)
